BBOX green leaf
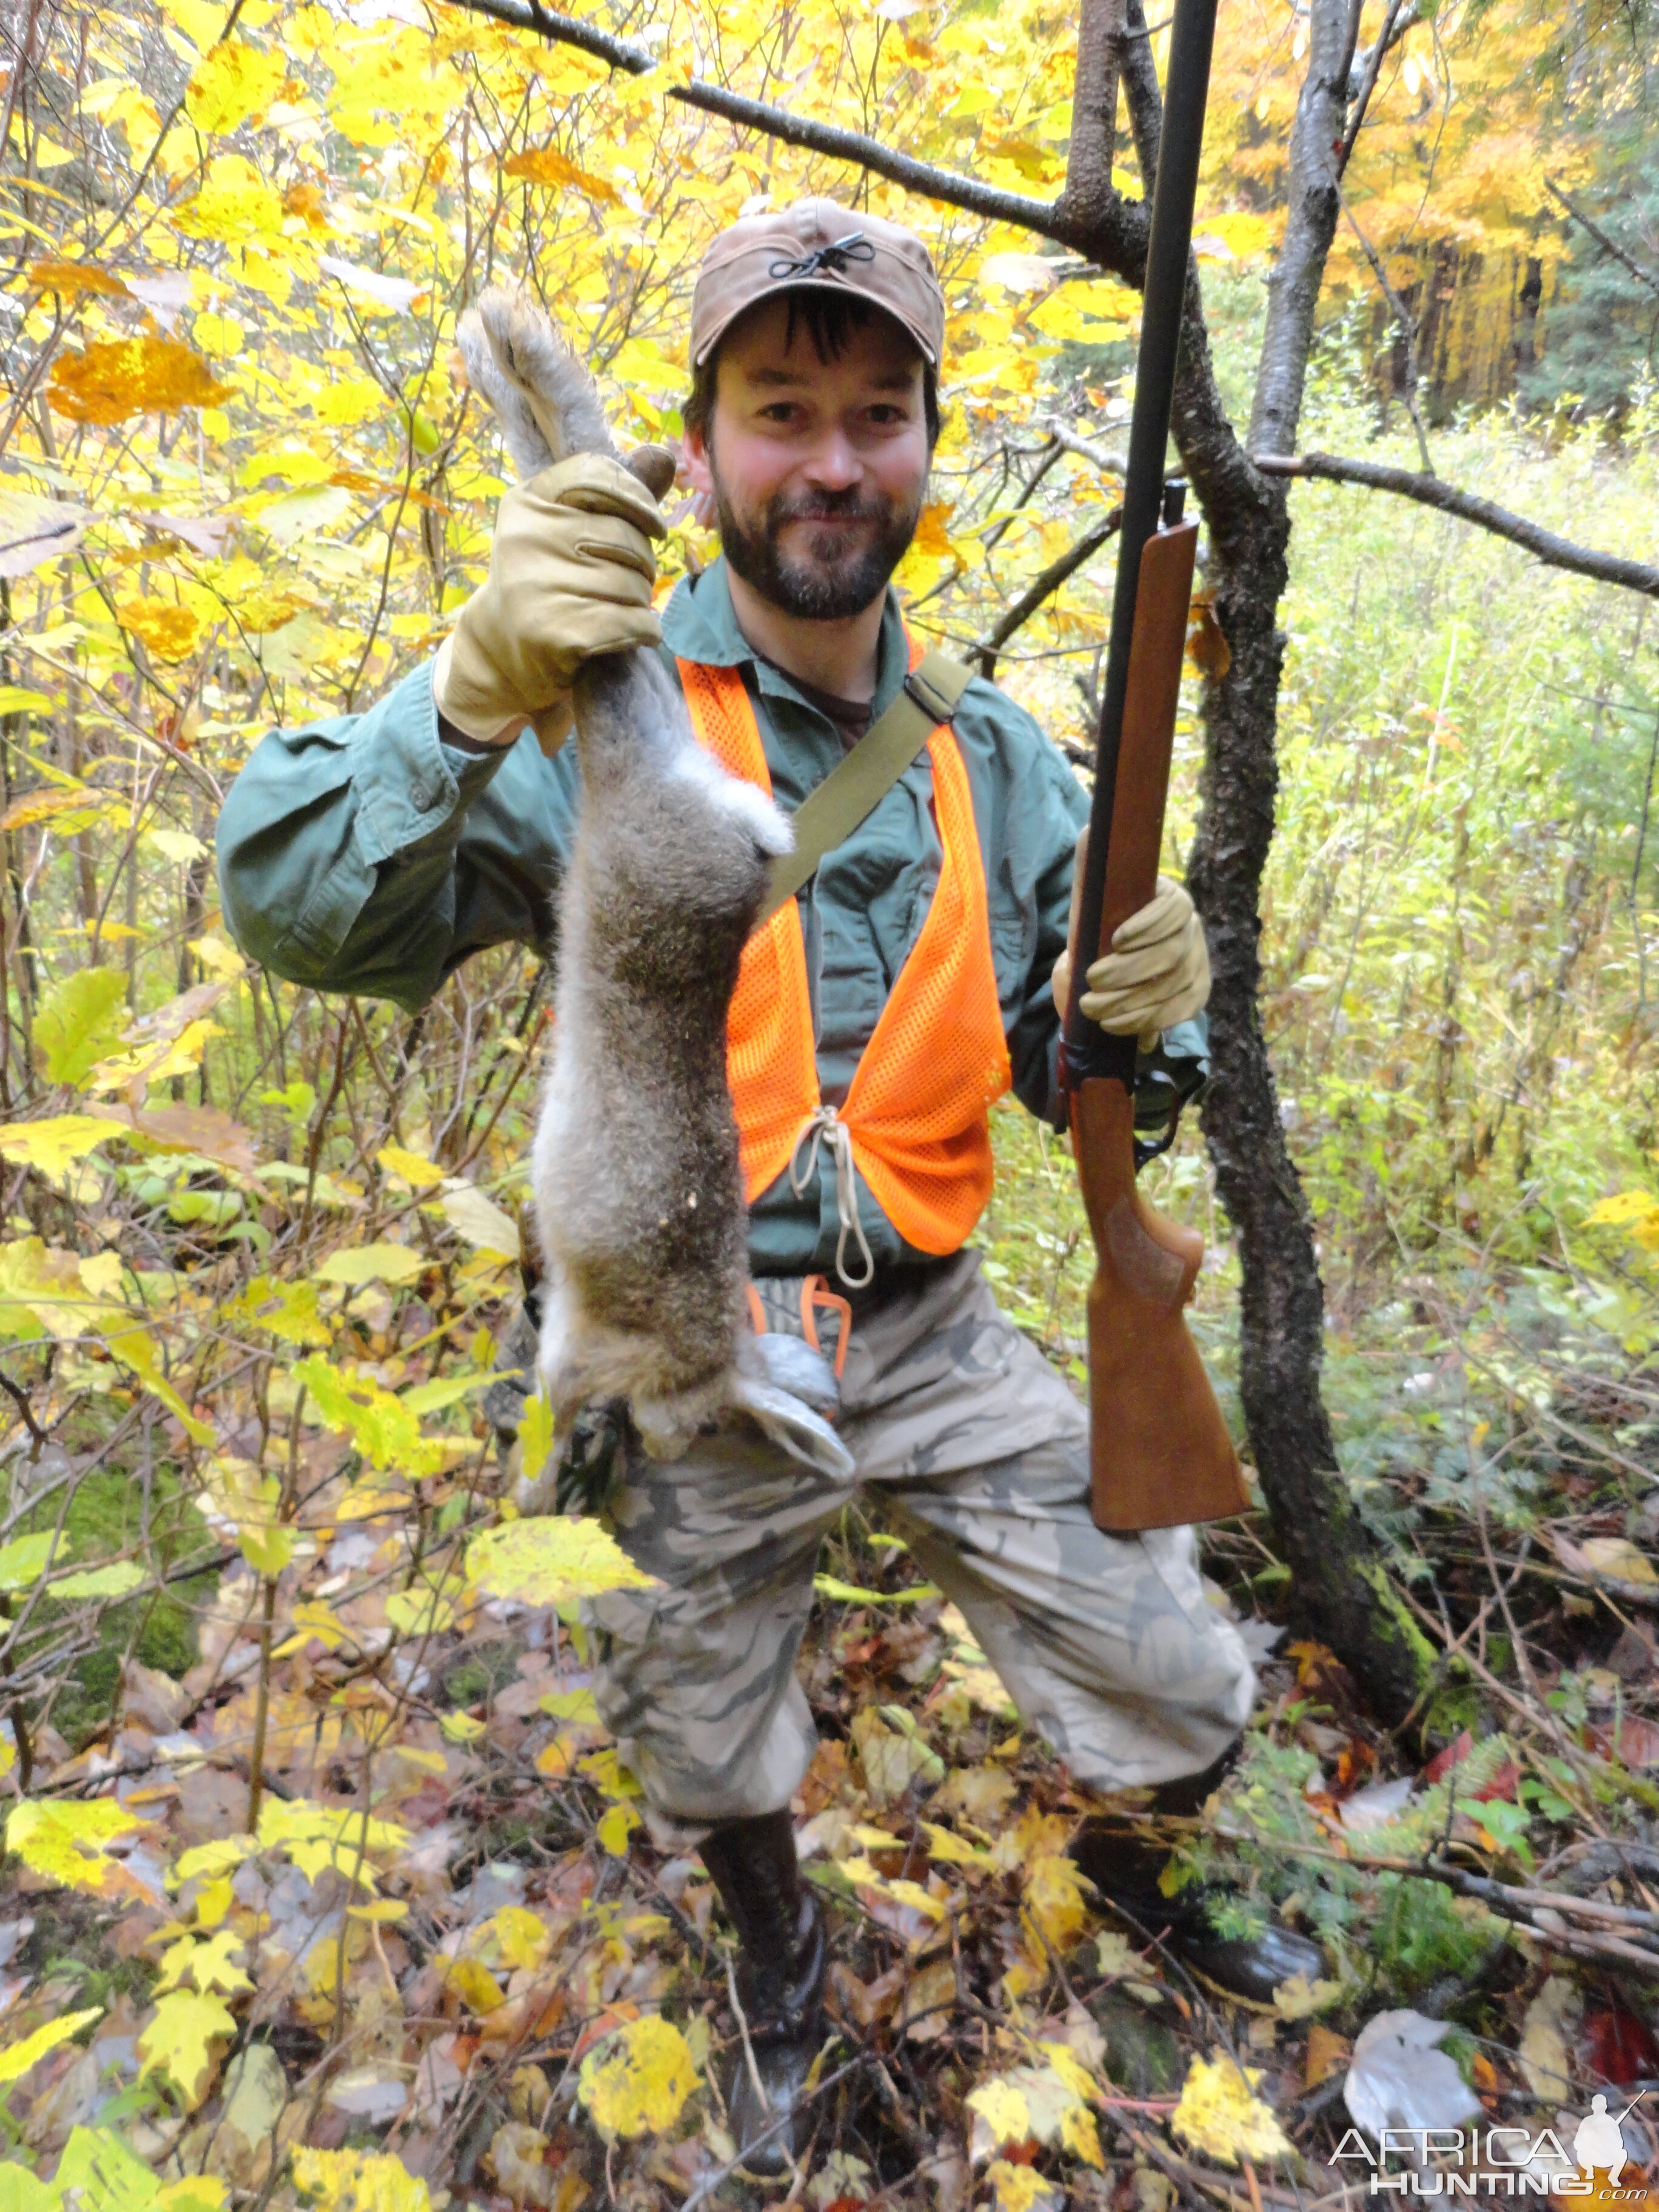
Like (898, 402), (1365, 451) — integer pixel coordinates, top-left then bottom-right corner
(312, 1242), (425, 1287)
(0, 1530), (58, 1590)
(813, 1574), (943, 1606)
(48, 1560), (146, 1600)
(467, 1517), (659, 1607)
(50, 2125), (161, 2212)
(35, 966), (129, 1088)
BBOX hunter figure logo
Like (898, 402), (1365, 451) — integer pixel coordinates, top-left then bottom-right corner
(1333, 2093), (1650, 2197)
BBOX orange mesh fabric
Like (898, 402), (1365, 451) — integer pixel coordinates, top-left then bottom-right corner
(679, 658), (818, 1202)
(843, 716), (1011, 1250)
(677, 645), (1010, 1251)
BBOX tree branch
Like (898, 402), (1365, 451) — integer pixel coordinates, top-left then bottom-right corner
(1049, 422), (1128, 478)
(971, 508), (1124, 680)
(1255, 451), (1659, 598)
(441, 0), (1116, 250)
(1545, 175), (1659, 303)
(1248, 0), (1364, 457)
(1114, 0), (1164, 187)
(1335, 0), (1412, 181)
(1061, 0), (1126, 227)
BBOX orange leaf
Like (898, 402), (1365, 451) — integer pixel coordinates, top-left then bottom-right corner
(50, 338), (233, 426)
(503, 147), (622, 206)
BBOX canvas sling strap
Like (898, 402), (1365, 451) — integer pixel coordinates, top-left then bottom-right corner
(757, 649), (973, 926)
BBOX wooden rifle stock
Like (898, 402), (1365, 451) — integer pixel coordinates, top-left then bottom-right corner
(1059, 0), (1247, 1535)
(1067, 520), (1249, 1533)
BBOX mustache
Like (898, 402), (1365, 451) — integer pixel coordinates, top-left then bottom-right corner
(769, 489), (890, 525)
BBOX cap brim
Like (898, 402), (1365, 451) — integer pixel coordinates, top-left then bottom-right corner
(694, 278), (938, 369)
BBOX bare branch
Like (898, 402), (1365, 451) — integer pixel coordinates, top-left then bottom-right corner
(1336, 0), (1413, 181)
(1061, 0), (1127, 227)
(1048, 422), (1128, 479)
(1255, 451), (1659, 598)
(1339, 191), (1433, 472)
(1249, 0), (1364, 457)
(1545, 175), (1659, 303)
(971, 508), (1124, 680)
(1114, 0), (1164, 187)
(441, 0), (1107, 247)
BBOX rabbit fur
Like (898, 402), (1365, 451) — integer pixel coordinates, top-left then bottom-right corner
(456, 286), (853, 1482)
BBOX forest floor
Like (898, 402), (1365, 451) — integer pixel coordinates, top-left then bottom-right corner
(5, 1098), (1659, 2212)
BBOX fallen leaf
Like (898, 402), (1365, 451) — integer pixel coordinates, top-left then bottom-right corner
(577, 2014), (699, 2137)
(0, 2006), (102, 2082)
(1171, 2053), (1292, 2167)
(1342, 2008), (1484, 2137)
(138, 1987), (237, 2107)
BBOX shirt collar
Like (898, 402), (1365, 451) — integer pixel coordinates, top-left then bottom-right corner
(661, 555), (912, 722)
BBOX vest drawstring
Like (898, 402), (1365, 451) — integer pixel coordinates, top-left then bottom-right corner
(789, 1106), (876, 1290)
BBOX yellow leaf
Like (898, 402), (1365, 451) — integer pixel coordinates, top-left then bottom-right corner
(478, 1905), (550, 1970)
(184, 39), (286, 133)
(312, 1242), (426, 1287)
(987, 2165), (1051, 2212)
(1025, 1852), (1091, 1953)
(1170, 2053), (1292, 2168)
(195, 1456), (294, 1574)
(86, 1017), (222, 1096)
(466, 1518), (658, 1607)
(173, 154), (283, 244)
(967, 2077), (1033, 2148)
(292, 2148), (431, 2212)
(1585, 1190), (1659, 1226)
(153, 1928), (252, 1996)
(0, 2006), (101, 2083)
(1580, 1537), (1658, 1588)
(138, 1987), (236, 2108)
(578, 2015), (699, 2138)
(27, 256), (127, 298)
(195, 1875), (234, 1929)
(0, 1116), (116, 1175)
(596, 1802), (640, 1857)
(377, 1143), (445, 1189)
(440, 1955), (505, 2014)
(5, 1797), (148, 1894)
(347, 1898), (410, 1923)
(384, 1586), (457, 1637)
(49, 338), (233, 426)
(440, 1710), (487, 1743)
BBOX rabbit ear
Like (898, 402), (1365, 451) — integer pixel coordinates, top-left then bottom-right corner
(730, 1373), (856, 1483)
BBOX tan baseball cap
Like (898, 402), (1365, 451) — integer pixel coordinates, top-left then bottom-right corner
(689, 197), (947, 371)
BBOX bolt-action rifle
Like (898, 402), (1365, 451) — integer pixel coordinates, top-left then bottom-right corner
(1060, 0), (1250, 1534)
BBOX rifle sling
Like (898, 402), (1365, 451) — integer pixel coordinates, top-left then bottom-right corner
(758, 649), (972, 927)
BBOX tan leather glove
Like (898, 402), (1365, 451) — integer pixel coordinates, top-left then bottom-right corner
(432, 453), (666, 745)
(1051, 831), (1210, 1048)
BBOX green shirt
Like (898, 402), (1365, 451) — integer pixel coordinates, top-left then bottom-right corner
(217, 560), (1186, 1278)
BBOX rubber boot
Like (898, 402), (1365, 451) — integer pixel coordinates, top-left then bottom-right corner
(1071, 1743), (1327, 2005)
(699, 1809), (828, 2174)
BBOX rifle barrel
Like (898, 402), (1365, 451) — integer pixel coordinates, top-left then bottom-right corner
(1062, 0), (1220, 1087)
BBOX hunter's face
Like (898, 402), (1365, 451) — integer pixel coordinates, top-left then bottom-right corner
(686, 298), (930, 622)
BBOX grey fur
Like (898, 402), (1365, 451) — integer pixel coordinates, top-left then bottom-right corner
(460, 287), (854, 1481)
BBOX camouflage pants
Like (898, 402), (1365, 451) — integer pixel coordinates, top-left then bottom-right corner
(581, 1252), (1257, 1846)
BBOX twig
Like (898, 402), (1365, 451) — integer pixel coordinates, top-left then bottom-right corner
(973, 509), (1124, 680)
(1545, 177), (1659, 303)
(1335, 0), (1410, 179)
(1050, 421), (1130, 479)
(1253, 453), (1659, 599)
(438, 0), (1102, 247)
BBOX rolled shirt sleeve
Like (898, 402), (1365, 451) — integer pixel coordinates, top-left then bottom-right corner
(216, 659), (580, 1011)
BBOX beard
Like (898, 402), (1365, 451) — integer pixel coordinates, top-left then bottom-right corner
(713, 475), (923, 622)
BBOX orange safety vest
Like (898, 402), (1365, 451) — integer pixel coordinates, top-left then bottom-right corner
(677, 639), (1012, 1264)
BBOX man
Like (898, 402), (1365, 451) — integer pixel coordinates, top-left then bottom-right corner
(218, 198), (1318, 2168)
